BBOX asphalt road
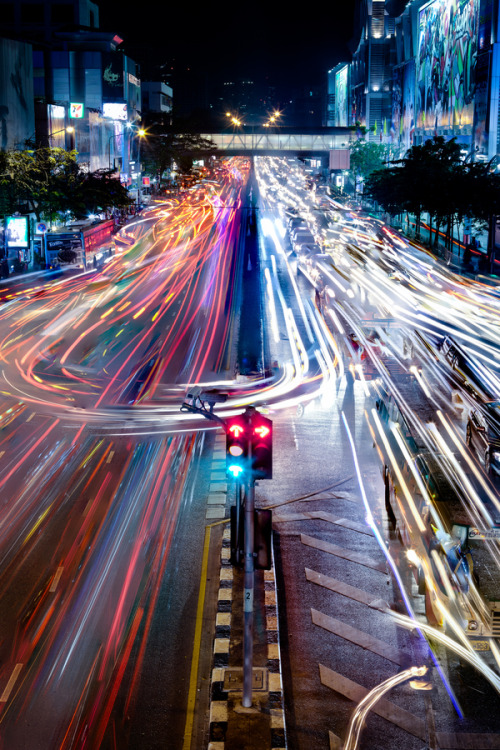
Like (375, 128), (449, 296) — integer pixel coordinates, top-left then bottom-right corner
(1, 154), (500, 750)
(0, 162), (253, 748)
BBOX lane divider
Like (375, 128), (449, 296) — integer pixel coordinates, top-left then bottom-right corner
(208, 529), (287, 749)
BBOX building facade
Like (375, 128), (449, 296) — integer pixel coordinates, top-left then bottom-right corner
(0, 37), (35, 150)
(0, 0), (146, 183)
(142, 81), (173, 126)
(331, 0), (500, 160)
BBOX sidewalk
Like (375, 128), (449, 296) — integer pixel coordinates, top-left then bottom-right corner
(207, 527), (287, 750)
(383, 213), (498, 277)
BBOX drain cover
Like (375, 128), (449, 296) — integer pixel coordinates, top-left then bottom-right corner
(223, 667), (267, 691)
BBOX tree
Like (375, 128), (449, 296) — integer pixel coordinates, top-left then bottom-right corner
(365, 165), (408, 217)
(0, 148), (133, 222)
(141, 129), (217, 187)
(71, 169), (133, 218)
(4, 147), (80, 221)
(349, 140), (387, 181)
(365, 136), (500, 258)
(404, 136), (462, 246)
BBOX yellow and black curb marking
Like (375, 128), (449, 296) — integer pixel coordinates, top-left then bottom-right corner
(207, 528), (287, 749)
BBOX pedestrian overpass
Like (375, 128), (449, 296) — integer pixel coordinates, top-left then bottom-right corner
(200, 128), (352, 154)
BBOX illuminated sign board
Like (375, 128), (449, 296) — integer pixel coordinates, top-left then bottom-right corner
(103, 102), (127, 121)
(49, 104), (65, 119)
(335, 66), (348, 127)
(69, 102), (84, 119)
(6, 216), (29, 248)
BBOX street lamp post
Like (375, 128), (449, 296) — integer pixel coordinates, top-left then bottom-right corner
(47, 126), (74, 149)
(108, 133), (118, 171)
(136, 128), (146, 209)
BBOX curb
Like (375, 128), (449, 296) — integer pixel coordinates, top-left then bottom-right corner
(207, 527), (287, 749)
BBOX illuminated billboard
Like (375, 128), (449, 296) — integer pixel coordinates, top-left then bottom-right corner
(335, 66), (348, 127)
(6, 216), (29, 248)
(417, 0), (479, 136)
(103, 102), (127, 121)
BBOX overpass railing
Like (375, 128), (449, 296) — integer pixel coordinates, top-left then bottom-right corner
(200, 132), (351, 152)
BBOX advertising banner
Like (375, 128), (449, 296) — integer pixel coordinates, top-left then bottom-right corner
(102, 53), (123, 99)
(417, 0), (479, 136)
(45, 232), (83, 266)
(6, 216), (29, 248)
(335, 66), (348, 127)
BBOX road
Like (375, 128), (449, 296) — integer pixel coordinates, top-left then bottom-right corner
(0, 159), (256, 749)
(255, 155), (500, 749)
(0, 153), (499, 750)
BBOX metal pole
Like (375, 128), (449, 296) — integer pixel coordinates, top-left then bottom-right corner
(242, 443), (255, 707)
(137, 136), (142, 210)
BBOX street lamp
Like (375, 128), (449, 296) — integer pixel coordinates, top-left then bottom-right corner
(48, 126), (75, 149)
(225, 112), (244, 127)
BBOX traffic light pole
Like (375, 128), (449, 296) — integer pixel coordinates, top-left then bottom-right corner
(242, 474), (255, 708)
(181, 394), (272, 710)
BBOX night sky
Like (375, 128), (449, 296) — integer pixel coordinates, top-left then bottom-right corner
(98, 1), (358, 91)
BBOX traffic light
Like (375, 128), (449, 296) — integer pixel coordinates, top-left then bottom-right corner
(226, 415), (248, 479)
(251, 414), (272, 479)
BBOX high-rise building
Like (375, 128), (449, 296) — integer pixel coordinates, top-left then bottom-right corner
(0, 0), (143, 176)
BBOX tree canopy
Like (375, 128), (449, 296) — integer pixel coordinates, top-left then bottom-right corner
(0, 147), (132, 222)
(140, 128), (218, 187)
(364, 136), (500, 256)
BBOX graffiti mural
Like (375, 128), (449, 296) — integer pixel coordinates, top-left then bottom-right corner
(417, 0), (479, 135)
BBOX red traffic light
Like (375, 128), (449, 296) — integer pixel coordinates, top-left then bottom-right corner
(226, 416), (248, 478)
(251, 414), (272, 479)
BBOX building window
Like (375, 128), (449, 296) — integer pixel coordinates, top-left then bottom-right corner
(51, 3), (73, 24)
(21, 3), (44, 23)
(2, 3), (15, 22)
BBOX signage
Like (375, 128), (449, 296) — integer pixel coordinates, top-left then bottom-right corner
(329, 149), (350, 170)
(471, 640), (490, 651)
(5, 216), (29, 248)
(128, 73), (140, 87)
(469, 527), (500, 540)
(45, 233), (82, 253)
(69, 102), (84, 119)
(102, 54), (123, 98)
(142, 176), (150, 186)
(36, 222), (48, 234)
(49, 104), (65, 119)
(103, 102), (127, 121)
